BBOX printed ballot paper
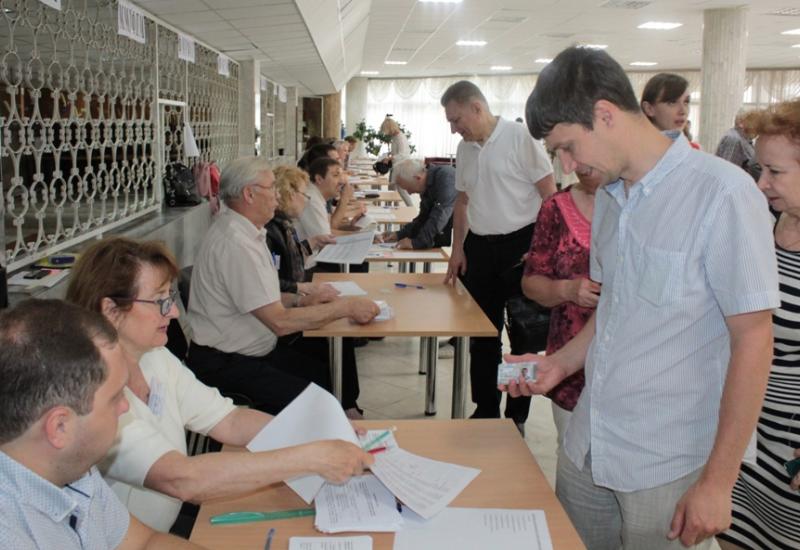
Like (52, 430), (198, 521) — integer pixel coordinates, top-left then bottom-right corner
(327, 281), (368, 296)
(289, 536), (372, 550)
(393, 507), (553, 550)
(314, 475), (403, 533)
(316, 231), (375, 264)
(246, 384), (358, 503)
(369, 448), (480, 520)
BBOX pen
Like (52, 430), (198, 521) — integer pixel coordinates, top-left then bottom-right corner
(210, 508), (315, 525)
(367, 446), (387, 455)
(394, 282), (425, 290)
(361, 427), (395, 450)
(264, 527), (275, 550)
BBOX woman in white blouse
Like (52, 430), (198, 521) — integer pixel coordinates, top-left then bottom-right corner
(66, 237), (372, 532)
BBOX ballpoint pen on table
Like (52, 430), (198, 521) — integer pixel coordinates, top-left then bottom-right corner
(210, 508), (315, 525)
(264, 527), (275, 550)
(361, 427), (396, 450)
(394, 282), (425, 290)
(367, 446), (387, 455)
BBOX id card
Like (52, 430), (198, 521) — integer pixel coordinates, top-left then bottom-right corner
(497, 361), (537, 385)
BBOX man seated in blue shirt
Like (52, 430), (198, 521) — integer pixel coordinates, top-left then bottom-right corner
(501, 46), (779, 550)
(380, 159), (457, 249)
(0, 299), (203, 550)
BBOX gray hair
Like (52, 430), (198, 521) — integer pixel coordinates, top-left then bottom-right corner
(219, 157), (273, 205)
(393, 158), (425, 182)
(440, 80), (488, 108)
(0, 299), (118, 445)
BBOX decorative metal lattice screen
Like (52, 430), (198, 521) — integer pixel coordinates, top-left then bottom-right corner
(1, 0), (239, 270)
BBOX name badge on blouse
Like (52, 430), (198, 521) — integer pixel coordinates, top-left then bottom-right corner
(148, 377), (165, 418)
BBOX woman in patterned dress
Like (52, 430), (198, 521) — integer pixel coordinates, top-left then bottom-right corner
(522, 167), (603, 444)
(718, 99), (800, 550)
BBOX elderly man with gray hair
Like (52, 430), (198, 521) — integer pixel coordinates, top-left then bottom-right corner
(381, 158), (457, 249)
(715, 109), (760, 181)
(187, 157), (379, 416)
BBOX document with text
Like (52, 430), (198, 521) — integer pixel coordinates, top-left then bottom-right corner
(316, 231), (375, 264)
(314, 475), (403, 533)
(289, 536), (372, 550)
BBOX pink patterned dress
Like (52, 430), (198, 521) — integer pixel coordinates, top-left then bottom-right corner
(525, 188), (595, 411)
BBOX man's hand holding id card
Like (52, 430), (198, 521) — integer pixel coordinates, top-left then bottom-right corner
(497, 361), (537, 385)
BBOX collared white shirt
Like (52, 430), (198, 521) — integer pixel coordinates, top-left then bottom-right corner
(0, 452), (129, 549)
(189, 207), (282, 356)
(455, 116), (552, 235)
(564, 134), (780, 492)
(295, 183), (330, 242)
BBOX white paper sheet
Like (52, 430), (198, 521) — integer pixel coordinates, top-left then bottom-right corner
(373, 300), (394, 322)
(388, 252), (443, 260)
(289, 536), (372, 550)
(366, 206), (392, 215)
(393, 507), (553, 550)
(369, 448), (480, 520)
(246, 384), (358, 503)
(314, 475), (403, 533)
(357, 429), (399, 452)
(8, 269), (71, 289)
(316, 231), (374, 264)
(353, 214), (376, 229)
(327, 281), (367, 296)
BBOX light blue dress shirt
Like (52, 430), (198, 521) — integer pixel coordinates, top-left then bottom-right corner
(564, 134), (780, 492)
(0, 451), (129, 549)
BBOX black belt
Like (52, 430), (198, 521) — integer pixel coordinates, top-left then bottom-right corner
(471, 222), (535, 243)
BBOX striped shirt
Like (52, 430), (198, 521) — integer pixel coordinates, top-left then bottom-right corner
(0, 452), (129, 549)
(564, 133), (780, 492)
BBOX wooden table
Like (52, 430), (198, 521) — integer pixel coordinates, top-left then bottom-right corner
(368, 205), (417, 226)
(354, 190), (402, 204)
(189, 419), (585, 550)
(305, 273), (495, 417)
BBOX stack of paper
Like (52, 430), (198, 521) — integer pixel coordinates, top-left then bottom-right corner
(316, 231), (375, 264)
(314, 475), (403, 533)
(289, 536), (372, 550)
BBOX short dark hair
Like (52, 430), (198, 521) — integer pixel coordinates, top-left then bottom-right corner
(0, 299), (118, 444)
(308, 157), (340, 183)
(298, 143), (337, 171)
(440, 80), (488, 107)
(641, 73), (689, 121)
(526, 47), (641, 140)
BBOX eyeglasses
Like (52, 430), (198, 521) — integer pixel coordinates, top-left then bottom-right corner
(298, 191), (312, 200)
(111, 289), (179, 316)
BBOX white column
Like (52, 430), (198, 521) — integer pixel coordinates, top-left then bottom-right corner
(699, 7), (748, 152)
(346, 77), (368, 156)
(237, 59), (259, 157)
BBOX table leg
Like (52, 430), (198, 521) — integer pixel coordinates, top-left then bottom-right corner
(329, 336), (343, 402)
(422, 262), (431, 274)
(451, 336), (469, 418)
(409, 262), (417, 273)
(399, 262), (407, 274)
(418, 337), (428, 374)
(423, 336), (438, 416)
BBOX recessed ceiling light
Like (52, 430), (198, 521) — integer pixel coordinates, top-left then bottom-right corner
(630, 61), (658, 66)
(581, 44), (608, 49)
(456, 40), (487, 46)
(638, 21), (683, 30)
(781, 28), (800, 35)
(490, 65), (512, 71)
(360, 71), (379, 75)
(384, 61), (407, 65)
(419, 0), (462, 3)
(792, 44), (800, 48)
(535, 58), (553, 64)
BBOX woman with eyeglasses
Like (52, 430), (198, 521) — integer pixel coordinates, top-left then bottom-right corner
(65, 237), (372, 532)
(267, 165), (365, 419)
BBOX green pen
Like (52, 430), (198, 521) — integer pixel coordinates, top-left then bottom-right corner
(361, 427), (395, 451)
(210, 508), (315, 525)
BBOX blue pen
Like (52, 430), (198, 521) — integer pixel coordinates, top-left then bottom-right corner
(264, 527), (275, 550)
(394, 282), (424, 290)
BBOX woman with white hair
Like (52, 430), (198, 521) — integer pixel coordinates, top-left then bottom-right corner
(379, 116), (413, 205)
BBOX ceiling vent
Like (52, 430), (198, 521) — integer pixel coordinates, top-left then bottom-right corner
(598, 0), (653, 9)
(769, 7), (800, 16)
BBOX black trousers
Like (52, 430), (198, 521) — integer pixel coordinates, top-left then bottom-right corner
(186, 340), (332, 415)
(460, 223), (534, 420)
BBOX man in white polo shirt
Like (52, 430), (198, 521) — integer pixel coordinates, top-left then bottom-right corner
(187, 157), (378, 414)
(441, 80), (556, 420)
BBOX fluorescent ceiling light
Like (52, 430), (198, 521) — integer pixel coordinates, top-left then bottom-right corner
(456, 40), (487, 46)
(535, 58), (553, 64)
(630, 61), (658, 66)
(581, 44), (608, 49)
(781, 28), (800, 35)
(490, 65), (512, 71)
(638, 21), (683, 30)
(793, 44), (800, 48)
(419, 0), (462, 3)
(384, 61), (407, 65)
(360, 71), (379, 75)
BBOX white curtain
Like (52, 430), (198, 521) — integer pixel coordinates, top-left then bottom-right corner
(365, 69), (800, 157)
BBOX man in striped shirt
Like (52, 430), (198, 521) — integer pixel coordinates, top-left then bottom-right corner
(503, 46), (779, 550)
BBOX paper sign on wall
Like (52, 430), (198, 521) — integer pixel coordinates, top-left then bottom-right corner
(178, 34), (195, 63)
(118, 1), (146, 44)
(217, 54), (230, 77)
(184, 122), (200, 158)
(38, 0), (61, 10)
(278, 84), (287, 103)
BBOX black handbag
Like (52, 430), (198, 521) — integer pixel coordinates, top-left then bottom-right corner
(505, 295), (550, 354)
(163, 162), (202, 207)
(373, 159), (392, 175)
